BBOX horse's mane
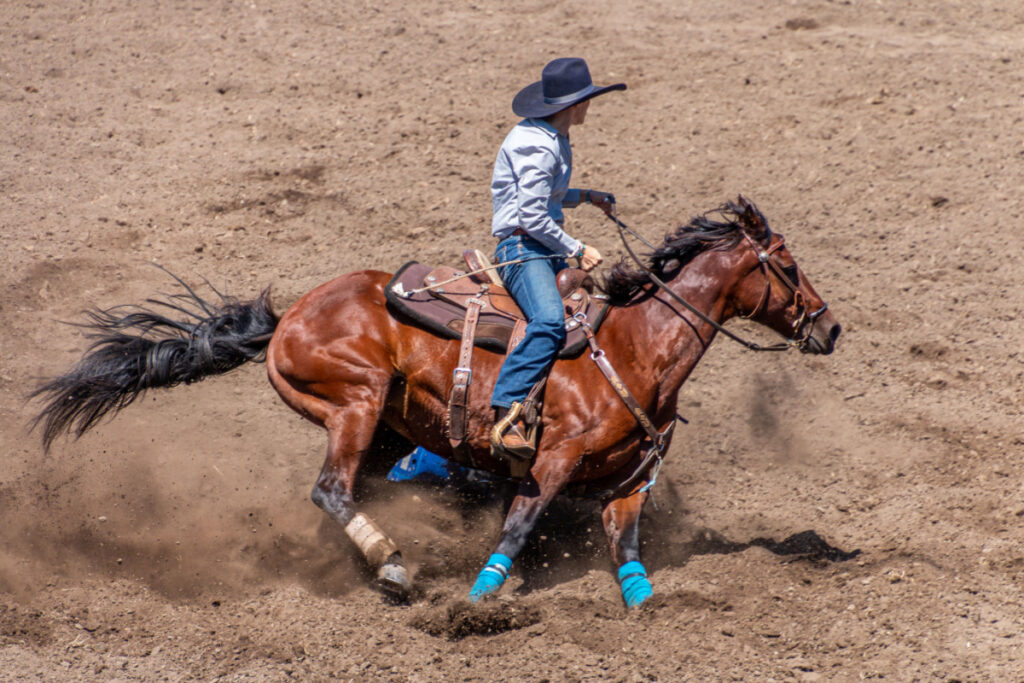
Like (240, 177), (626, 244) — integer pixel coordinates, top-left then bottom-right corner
(602, 199), (768, 304)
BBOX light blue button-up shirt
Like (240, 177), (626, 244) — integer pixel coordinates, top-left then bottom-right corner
(491, 118), (583, 256)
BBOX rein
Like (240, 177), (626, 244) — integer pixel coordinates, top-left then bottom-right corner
(606, 213), (823, 352)
(403, 217), (825, 499)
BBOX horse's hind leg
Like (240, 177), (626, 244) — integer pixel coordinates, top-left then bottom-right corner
(265, 272), (411, 597)
(311, 406), (411, 598)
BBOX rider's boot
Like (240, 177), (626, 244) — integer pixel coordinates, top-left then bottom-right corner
(490, 402), (535, 460)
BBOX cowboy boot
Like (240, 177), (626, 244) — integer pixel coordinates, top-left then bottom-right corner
(490, 402), (536, 460)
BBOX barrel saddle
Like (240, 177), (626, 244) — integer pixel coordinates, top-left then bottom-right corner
(385, 249), (610, 468)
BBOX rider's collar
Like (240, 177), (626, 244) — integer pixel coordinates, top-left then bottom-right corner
(527, 118), (564, 139)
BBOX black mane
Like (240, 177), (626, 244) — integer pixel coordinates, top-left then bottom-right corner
(601, 199), (769, 304)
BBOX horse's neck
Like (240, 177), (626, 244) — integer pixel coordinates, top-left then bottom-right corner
(616, 253), (734, 398)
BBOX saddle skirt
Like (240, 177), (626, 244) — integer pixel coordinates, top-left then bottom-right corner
(385, 260), (610, 357)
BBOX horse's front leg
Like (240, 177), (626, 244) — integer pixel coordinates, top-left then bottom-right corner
(468, 453), (579, 602)
(602, 488), (653, 607)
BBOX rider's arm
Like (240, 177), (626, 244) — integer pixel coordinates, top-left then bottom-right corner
(512, 147), (583, 256)
(565, 188), (615, 215)
(515, 160), (603, 271)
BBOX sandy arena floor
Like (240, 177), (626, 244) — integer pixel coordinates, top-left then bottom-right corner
(2, 0), (1023, 680)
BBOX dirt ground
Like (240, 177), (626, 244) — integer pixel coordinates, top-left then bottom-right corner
(2, 0), (1023, 680)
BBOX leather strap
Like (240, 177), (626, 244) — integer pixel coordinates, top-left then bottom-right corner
(448, 294), (485, 465)
(575, 312), (675, 500)
(607, 213), (801, 352)
(581, 326), (662, 446)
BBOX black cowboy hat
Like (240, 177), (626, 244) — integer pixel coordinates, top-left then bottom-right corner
(511, 57), (626, 118)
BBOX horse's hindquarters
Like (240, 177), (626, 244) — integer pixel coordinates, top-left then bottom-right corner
(266, 270), (399, 425)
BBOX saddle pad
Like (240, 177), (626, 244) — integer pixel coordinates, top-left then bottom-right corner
(385, 261), (610, 358)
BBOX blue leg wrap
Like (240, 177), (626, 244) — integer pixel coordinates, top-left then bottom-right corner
(468, 553), (513, 602)
(618, 561), (653, 608)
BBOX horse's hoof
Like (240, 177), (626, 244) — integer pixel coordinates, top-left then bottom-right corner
(376, 562), (411, 598)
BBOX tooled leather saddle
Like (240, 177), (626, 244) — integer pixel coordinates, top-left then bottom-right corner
(385, 251), (609, 356)
(384, 250), (611, 465)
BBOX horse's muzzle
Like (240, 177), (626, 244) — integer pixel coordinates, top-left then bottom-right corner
(802, 317), (841, 355)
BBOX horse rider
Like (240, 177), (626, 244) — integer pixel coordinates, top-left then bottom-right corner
(489, 57), (626, 459)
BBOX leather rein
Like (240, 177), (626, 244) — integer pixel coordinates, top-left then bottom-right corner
(569, 212), (830, 501)
(607, 213), (829, 352)
(430, 214), (827, 500)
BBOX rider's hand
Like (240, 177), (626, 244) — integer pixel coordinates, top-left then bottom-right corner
(588, 190), (616, 217)
(579, 245), (603, 272)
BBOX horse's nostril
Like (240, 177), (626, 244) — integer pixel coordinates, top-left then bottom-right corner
(829, 323), (842, 343)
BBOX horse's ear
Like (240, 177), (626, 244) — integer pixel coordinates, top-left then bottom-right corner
(737, 195), (769, 240)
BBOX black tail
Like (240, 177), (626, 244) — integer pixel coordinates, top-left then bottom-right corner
(31, 273), (278, 451)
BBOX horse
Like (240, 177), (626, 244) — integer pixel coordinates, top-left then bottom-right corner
(32, 197), (841, 608)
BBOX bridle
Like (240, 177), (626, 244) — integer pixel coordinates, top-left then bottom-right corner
(736, 230), (830, 349)
(570, 211), (830, 501)
(609, 213), (828, 352)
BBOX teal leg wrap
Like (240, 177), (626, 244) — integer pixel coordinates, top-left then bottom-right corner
(618, 561), (653, 608)
(469, 553), (513, 602)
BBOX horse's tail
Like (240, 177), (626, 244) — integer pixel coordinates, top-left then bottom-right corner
(31, 274), (279, 452)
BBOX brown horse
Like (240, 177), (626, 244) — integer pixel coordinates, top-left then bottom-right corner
(33, 197), (840, 607)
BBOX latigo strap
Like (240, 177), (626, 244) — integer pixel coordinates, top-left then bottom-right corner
(447, 293), (486, 466)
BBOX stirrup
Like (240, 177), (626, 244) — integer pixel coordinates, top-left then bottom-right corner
(490, 402), (536, 461)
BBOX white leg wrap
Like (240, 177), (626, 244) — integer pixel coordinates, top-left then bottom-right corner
(344, 513), (399, 568)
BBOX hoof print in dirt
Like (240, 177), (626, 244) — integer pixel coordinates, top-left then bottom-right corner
(410, 600), (542, 640)
(638, 590), (729, 613)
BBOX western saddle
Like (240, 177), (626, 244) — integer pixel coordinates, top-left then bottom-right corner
(385, 249), (610, 469)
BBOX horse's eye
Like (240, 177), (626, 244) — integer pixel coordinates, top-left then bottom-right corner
(781, 265), (800, 285)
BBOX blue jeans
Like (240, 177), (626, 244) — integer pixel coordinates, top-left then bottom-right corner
(490, 235), (567, 409)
